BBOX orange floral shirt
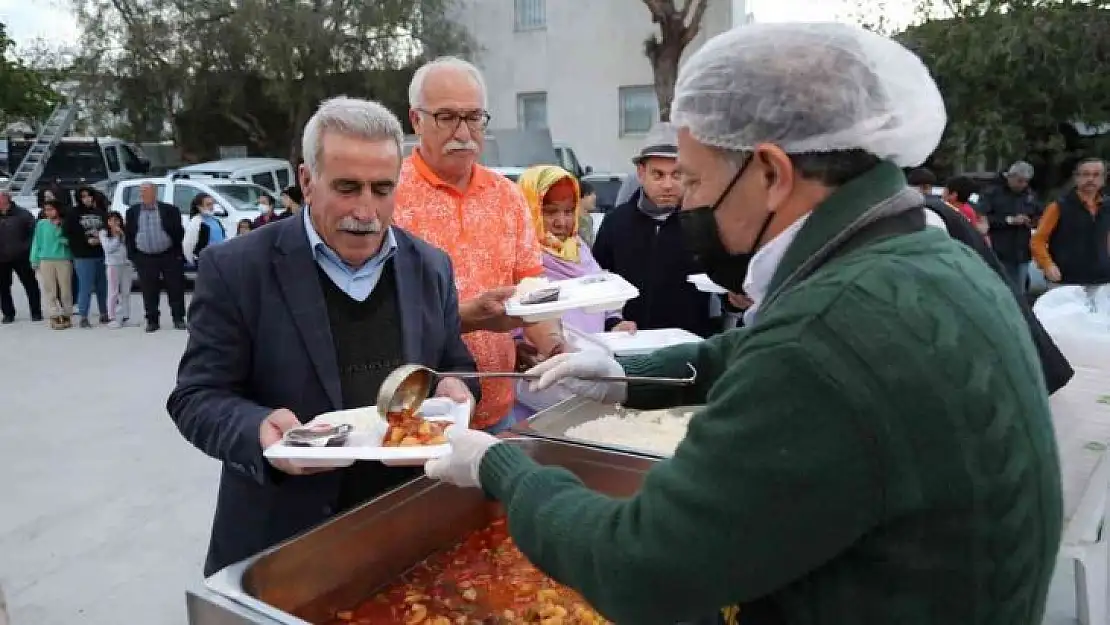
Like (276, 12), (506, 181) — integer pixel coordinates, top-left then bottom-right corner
(394, 152), (544, 428)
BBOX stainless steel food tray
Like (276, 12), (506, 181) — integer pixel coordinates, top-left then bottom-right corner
(511, 395), (702, 459)
(188, 436), (658, 625)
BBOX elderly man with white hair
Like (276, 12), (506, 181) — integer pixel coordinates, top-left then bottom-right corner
(423, 23), (1062, 625)
(394, 56), (566, 434)
(168, 96), (478, 576)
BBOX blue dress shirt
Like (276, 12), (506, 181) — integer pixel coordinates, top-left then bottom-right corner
(303, 206), (397, 302)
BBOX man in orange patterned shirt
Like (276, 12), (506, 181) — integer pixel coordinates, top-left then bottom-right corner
(394, 57), (565, 432)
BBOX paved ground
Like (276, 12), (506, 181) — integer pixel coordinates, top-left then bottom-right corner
(0, 289), (216, 625)
(0, 286), (1093, 624)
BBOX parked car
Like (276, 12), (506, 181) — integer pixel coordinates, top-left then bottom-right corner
(581, 172), (627, 215)
(553, 142), (591, 179)
(174, 158), (294, 195)
(111, 176), (278, 278)
(582, 172), (630, 240)
(112, 175), (275, 230)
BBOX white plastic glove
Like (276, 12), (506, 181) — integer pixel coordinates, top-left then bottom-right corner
(424, 425), (501, 488)
(526, 352), (628, 404)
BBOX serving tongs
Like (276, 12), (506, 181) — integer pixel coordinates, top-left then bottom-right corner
(377, 363), (698, 417)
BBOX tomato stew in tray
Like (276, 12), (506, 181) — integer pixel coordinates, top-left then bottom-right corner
(325, 516), (610, 624)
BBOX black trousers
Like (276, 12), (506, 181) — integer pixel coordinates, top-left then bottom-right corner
(132, 251), (186, 323)
(0, 256), (42, 318)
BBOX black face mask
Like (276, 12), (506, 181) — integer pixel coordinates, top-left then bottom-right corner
(678, 157), (775, 294)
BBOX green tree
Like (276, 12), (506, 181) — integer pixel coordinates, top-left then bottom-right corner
(641, 0), (711, 122)
(69, 0), (472, 159)
(897, 1), (1110, 183)
(0, 23), (60, 128)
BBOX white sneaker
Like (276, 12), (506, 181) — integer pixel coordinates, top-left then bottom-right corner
(109, 320), (123, 329)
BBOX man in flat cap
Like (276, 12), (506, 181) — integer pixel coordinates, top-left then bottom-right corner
(591, 123), (717, 337)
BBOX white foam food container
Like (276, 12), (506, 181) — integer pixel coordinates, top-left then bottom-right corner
(591, 328), (703, 356)
(504, 272), (639, 322)
(687, 273), (728, 294)
(263, 397), (471, 469)
(565, 325), (613, 355)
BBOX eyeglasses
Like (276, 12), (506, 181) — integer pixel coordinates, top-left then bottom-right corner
(417, 108), (491, 132)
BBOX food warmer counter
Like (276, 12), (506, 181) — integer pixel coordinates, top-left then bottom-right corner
(186, 436), (657, 625)
(510, 396), (702, 460)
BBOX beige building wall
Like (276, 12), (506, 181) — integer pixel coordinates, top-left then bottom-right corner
(452, 0), (749, 172)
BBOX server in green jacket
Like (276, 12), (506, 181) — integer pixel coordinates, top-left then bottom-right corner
(424, 22), (1063, 625)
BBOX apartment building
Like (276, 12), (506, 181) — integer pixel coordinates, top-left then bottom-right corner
(452, 0), (751, 172)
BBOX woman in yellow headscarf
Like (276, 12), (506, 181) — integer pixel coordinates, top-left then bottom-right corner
(509, 165), (636, 417)
(517, 165), (636, 335)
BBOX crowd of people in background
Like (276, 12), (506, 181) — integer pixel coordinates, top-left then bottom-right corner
(0, 180), (306, 331)
(1, 154), (1108, 336)
(0, 122), (1108, 342)
(904, 158), (1110, 297)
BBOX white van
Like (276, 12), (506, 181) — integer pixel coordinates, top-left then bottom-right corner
(175, 158), (295, 194)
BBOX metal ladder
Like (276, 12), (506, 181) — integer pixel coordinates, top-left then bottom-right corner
(4, 103), (78, 196)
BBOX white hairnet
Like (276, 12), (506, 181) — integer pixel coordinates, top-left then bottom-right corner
(671, 22), (947, 167)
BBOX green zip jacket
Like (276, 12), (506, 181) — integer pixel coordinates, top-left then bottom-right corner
(30, 219), (72, 265)
(480, 162), (1062, 625)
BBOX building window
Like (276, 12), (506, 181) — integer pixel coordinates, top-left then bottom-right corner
(514, 0), (546, 31)
(619, 86), (658, 136)
(517, 92), (548, 130)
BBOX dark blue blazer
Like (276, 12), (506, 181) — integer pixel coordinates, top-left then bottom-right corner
(166, 215), (478, 576)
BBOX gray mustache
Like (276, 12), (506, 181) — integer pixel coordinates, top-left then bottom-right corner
(444, 140), (479, 154)
(338, 217), (382, 234)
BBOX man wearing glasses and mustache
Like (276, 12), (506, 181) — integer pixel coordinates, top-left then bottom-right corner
(393, 56), (566, 434)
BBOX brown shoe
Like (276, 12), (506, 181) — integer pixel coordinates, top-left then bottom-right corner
(50, 316), (65, 330)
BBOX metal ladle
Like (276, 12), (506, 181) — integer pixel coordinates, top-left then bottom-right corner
(376, 362), (698, 418)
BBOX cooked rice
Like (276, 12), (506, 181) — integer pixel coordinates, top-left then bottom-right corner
(564, 409), (694, 456)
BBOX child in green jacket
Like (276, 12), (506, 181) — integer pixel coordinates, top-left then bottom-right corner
(30, 200), (74, 329)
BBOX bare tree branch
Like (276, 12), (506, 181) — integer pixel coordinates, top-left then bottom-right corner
(641, 0), (671, 23)
(682, 0), (710, 46)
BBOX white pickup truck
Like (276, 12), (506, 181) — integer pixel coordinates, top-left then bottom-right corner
(110, 175), (275, 230)
(110, 175), (282, 279)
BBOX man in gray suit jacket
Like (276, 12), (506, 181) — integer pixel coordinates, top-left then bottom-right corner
(167, 97), (480, 576)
